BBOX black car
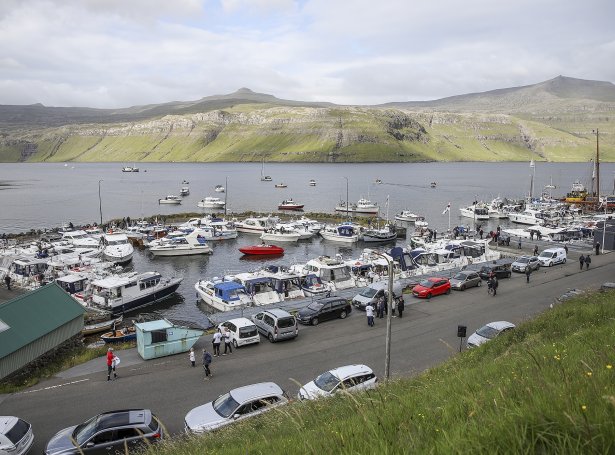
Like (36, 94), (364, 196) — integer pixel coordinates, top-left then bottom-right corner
(44, 409), (163, 455)
(296, 297), (352, 326)
(478, 259), (513, 280)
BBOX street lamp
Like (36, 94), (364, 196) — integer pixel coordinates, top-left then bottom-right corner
(98, 180), (103, 226)
(371, 250), (394, 381)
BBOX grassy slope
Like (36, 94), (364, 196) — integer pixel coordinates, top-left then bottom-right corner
(149, 290), (615, 455)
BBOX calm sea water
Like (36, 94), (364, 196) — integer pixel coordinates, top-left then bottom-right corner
(2, 161), (613, 324)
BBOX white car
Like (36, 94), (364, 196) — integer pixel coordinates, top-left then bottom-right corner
(467, 321), (516, 348)
(217, 318), (260, 348)
(0, 416), (34, 455)
(298, 364), (378, 400)
(184, 382), (288, 433)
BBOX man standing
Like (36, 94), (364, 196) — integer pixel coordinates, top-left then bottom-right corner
(595, 242), (600, 256)
(4, 274), (10, 290)
(533, 245), (539, 256)
(518, 238), (522, 249)
(579, 254), (585, 271)
(397, 298), (404, 319)
(365, 303), (375, 327)
(212, 329), (222, 357)
(202, 348), (212, 379)
(376, 296), (385, 319)
(106, 347), (117, 381)
(525, 266), (532, 283)
(585, 254), (591, 270)
(223, 327), (233, 355)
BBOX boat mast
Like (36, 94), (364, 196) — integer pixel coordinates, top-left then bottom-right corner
(529, 159), (535, 200)
(594, 128), (600, 200)
(224, 176), (228, 216)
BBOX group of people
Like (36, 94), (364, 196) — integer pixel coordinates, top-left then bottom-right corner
(187, 327), (235, 381)
(579, 254), (592, 270)
(365, 295), (405, 327)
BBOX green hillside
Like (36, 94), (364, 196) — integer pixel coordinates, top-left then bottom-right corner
(148, 290), (615, 454)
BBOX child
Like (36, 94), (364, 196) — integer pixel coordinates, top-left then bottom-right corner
(189, 348), (195, 367)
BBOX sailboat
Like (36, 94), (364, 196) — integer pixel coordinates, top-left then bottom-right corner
(260, 158), (272, 181)
(362, 196), (397, 242)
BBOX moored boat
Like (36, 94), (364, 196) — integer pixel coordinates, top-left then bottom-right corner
(274, 183), (288, 188)
(101, 233), (134, 265)
(101, 326), (137, 343)
(239, 244), (284, 255)
(180, 186), (190, 196)
(82, 315), (123, 336)
(194, 279), (253, 312)
(197, 196), (225, 209)
(159, 195), (182, 204)
(278, 198), (304, 210)
(149, 231), (213, 256)
(214, 185), (225, 193)
(335, 198), (379, 215)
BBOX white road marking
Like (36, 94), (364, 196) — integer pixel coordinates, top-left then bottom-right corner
(19, 378), (89, 394)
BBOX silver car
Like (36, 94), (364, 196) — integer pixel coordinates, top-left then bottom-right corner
(0, 417), (34, 455)
(184, 382), (289, 433)
(449, 271), (482, 291)
(298, 364), (378, 400)
(511, 256), (541, 273)
(251, 309), (298, 342)
(467, 321), (516, 348)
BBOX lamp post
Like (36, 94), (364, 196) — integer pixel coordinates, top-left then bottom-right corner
(98, 179), (103, 226)
(372, 250), (394, 381)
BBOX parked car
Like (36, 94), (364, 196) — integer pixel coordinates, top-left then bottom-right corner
(537, 247), (567, 267)
(478, 259), (513, 280)
(0, 416), (34, 455)
(511, 255), (541, 273)
(449, 271), (482, 291)
(44, 409), (163, 455)
(351, 281), (404, 310)
(298, 364), (378, 400)
(218, 318), (260, 348)
(296, 297), (352, 325)
(184, 382), (288, 433)
(251, 309), (298, 342)
(467, 321), (516, 348)
(411, 277), (451, 299)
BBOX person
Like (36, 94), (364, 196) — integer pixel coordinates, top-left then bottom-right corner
(533, 245), (539, 256)
(189, 348), (195, 367)
(397, 298), (405, 319)
(106, 347), (117, 381)
(518, 238), (522, 249)
(585, 254), (591, 270)
(368, 269), (375, 284)
(596, 242), (600, 256)
(223, 327), (233, 355)
(479, 228), (484, 239)
(202, 348), (212, 379)
(376, 296), (385, 319)
(365, 303), (375, 327)
(488, 274), (498, 296)
(4, 274), (10, 290)
(525, 265), (532, 283)
(564, 244), (568, 254)
(579, 254), (585, 271)
(212, 329), (222, 357)
(530, 230), (534, 241)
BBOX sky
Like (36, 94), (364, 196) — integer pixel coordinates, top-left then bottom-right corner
(0, 0), (614, 108)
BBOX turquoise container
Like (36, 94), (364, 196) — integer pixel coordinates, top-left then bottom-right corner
(135, 319), (204, 360)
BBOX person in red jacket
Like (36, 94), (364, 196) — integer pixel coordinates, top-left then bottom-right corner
(106, 347), (117, 381)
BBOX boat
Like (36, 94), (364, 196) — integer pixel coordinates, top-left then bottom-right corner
(335, 198), (379, 215)
(295, 216), (324, 234)
(565, 180), (588, 203)
(320, 223), (360, 243)
(278, 199), (304, 210)
(82, 315), (123, 336)
(260, 225), (302, 242)
(149, 231), (213, 256)
(459, 204), (490, 220)
(197, 196), (225, 209)
(101, 326), (137, 343)
(507, 208), (546, 225)
(375, 179), (383, 184)
(122, 166), (139, 173)
(180, 186), (190, 196)
(234, 216), (280, 234)
(89, 271), (183, 315)
(362, 224), (397, 243)
(275, 183), (288, 188)
(395, 210), (419, 223)
(196, 221), (238, 241)
(239, 244), (285, 255)
(282, 222), (315, 240)
(292, 255), (356, 291)
(101, 233), (134, 265)
(194, 279), (253, 312)
(182, 180), (189, 184)
(159, 195), (182, 204)
(487, 197), (510, 219)
(430, 182), (437, 188)
(61, 230), (101, 248)
(415, 217), (429, 227)
(309, 179), (317, 186)
(231, 272), (282, 306)
(260, 158), (273, 182)
(214, 185), (225, 193)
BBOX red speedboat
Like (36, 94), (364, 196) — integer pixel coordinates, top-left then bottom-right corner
(239, 244), (285, 255)
(278, 198), (304, 210)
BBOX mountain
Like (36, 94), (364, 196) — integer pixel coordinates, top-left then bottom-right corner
(0, 77), (613, 163)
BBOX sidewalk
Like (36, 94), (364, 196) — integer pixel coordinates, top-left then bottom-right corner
(57, 347), (145, 379)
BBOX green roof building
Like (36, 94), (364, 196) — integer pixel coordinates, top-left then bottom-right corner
(0, 283), (86, 380)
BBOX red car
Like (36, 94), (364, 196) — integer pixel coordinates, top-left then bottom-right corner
(412, 277), (451, 299)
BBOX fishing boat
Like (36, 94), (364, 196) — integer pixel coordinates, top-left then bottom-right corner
(565, 181), (588, 203)
(197, 196), (225, 208)
(101, 326), (137, 343)
(159, 195), (182, 204)
(239, 244), (285, 255)
(278, 199), (304, 210)
(82, 315), (123, 336)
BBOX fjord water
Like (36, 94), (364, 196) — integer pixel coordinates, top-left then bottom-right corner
(1, 161), (612, 324)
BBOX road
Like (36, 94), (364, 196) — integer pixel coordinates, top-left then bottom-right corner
(2, 252), (613, 453)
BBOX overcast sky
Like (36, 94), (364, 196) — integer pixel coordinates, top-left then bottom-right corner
(0, 0), (614, 108)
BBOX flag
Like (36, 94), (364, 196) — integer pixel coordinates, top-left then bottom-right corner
(442, 203), (450, 215)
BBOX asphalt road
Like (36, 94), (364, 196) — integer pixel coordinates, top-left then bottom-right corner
(2, 252), (614, 453)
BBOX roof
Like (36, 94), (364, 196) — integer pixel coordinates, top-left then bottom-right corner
(135, 319), (174, 332)
(229, 382), (284, 403)
(0, 283), (86, 358)
(484, 321), (516, 331)
(215, 281), (245, 291)
(220, 317), (254, 328)
(330, 364), (373, 381)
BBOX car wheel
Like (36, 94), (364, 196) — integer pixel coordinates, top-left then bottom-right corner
(536, 264), (540, 270)
(507, 272), (512, 278)
(549, 262), (553, 267)
(446, 288), (451, 295)
(339, 310), (347, 319)
(461, 285), (466, 291)
(268, 333), (275, 343)
(233, 339), (238, 348)
(477, 280), (482, 287)
(563, 258), (566, 264)
(311, 317), (319, 326)
(427, 293), (432, 300)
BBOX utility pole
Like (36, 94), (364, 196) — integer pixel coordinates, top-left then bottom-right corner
(373, 251), (394, 381)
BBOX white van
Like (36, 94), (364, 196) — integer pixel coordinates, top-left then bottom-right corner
(537, 247), (567, 267)
(218, 318), (260, 348)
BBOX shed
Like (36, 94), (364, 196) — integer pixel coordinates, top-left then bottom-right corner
(593, 219), (615, 251)
(135, 319), (203, 360)
(0, 283), (86, 380)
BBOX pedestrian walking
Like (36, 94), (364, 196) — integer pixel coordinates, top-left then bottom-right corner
(202, 348), (212, 379)
(391, 297), (397, 317)
(595, 242), (600, 256)
(189, 348), (196, 367)
(479, 228), (484, 239)
(585, 254), (591, 270)
(368, 269), (375, 283)
(223, 327), (233, 355)
(397, 298), (405, 318)
(212, 329), (222, 357)
(518, 237), (522, 249)
(564, 244), (568, 254)
(525, 266), (532, 283)
(533, 245), (539, 256)
(376, 296), (385, 319)
(365, 303), (375, 327)
(3, 274), (10, 290)
(579, 254), (585, 270)
(106, 347), (117, 381)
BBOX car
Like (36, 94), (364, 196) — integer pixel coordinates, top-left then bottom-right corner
(0, 416), (34, 455)
(217, 318), (260, 348)
(449, 271), (482, 291)
(251, 309), (298, 342)
(467, 321), (516, 348)
(351, 281), (404, 310)
(184, 382), (289, 433)
(537, 247), (567, 267)
(411, 277), (451, 299)
(298, 364), (378, 400)
(511, 255), (541, 273)
(296, 297), (352, 325)
(478, 259), (513, 280)
(44, 409), (163, 455)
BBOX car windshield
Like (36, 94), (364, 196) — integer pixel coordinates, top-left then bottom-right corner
(73, 415), (99, 445)
(359, 288), (378, 298)
(314, 371), (340, 392)
(213, 393), (240, 418)
(516, 257), (529, 264)
(307, 302), (323, 311)
(539, 252), (552, 258)
(452, 273), (467, 281)
(418, 280), (434, 288)
(475, 325), (500, 340)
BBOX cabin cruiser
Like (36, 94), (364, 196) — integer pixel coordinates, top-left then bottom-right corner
(89, 271), (183, 314)
(459, 204), (490, 220)
(260, 265), (314, 300)
(335, 198), (379, 215)
(292, 255), (356, 291)
(260, 225), (302, 242)
(506, 208), (562, 226)
(0, 256), (48, 289)
(197, 196), (225, 209)
(234, 216), (280, 234)
(215, 185), (225, 193)
(395, 210), (419, 223)
(122, 166), (139, 172)
(159, 195), (182, 204)
(362, 224), (397, 243)
(198, 221), (238, 241)
(194, 279), (253, 312)
(278, 199), (304, 210)
(320, 223), (361, 243)
(487, 198), (511, 219)
(101, 233), (134, 265)
(231, 272), (282, 306)
(278, 222), (315, 240)
(149, 231), (213, 256)
(295, 216), (324, 234)
(180, 186), (190, 196)
(61, 230), (100, 248)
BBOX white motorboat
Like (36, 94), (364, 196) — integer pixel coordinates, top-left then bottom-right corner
(214, 185), (225, 193)
(234, 216), (280, 234)
(335, 198), (379, 215)
(362, 224), (397, 243)
(274, 183), (288, 188)
(231, 272), (282, 306)
(296, 216), (324, 234)
(282, 222), (315, 240)
(180, 186), (190, 196)
(89, 271), (183, 314)
(292, 255), (356, 291)
(320, 223), (360, 243)
(101, 233), (134, 265)
(414, 217), (429, 227)
(197, 196), (225, 209)
(487, 197), (509, 219)
(61, 230), (100, 248)
(394, 210), (419, 223)
(459, 204), (490, 220)
(507, 208), (545, 225)
(194, 279), (253, 312)
(260, 225), (302, 243)
(309, 179), (317, 186)
(159, 195), (182, 204)
(122, 166), (139, 172)
(149, 231), (213, 256)
(198, 221), (238, 241)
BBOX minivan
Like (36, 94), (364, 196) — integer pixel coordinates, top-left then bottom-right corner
(218, 318), (260, 348)
(352, 281), (404, 310)
(538, 247), (567, 267)
(251, 309), (298, 342)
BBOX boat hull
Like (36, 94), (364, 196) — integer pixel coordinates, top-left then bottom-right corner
(149, 247), (212, 256)
(334, 206), (379, 215)
(239, 245), (285, 255)
(260, 233), (301, 242)
(108, 280), (182, 315)
(320, 232), (359, 243)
